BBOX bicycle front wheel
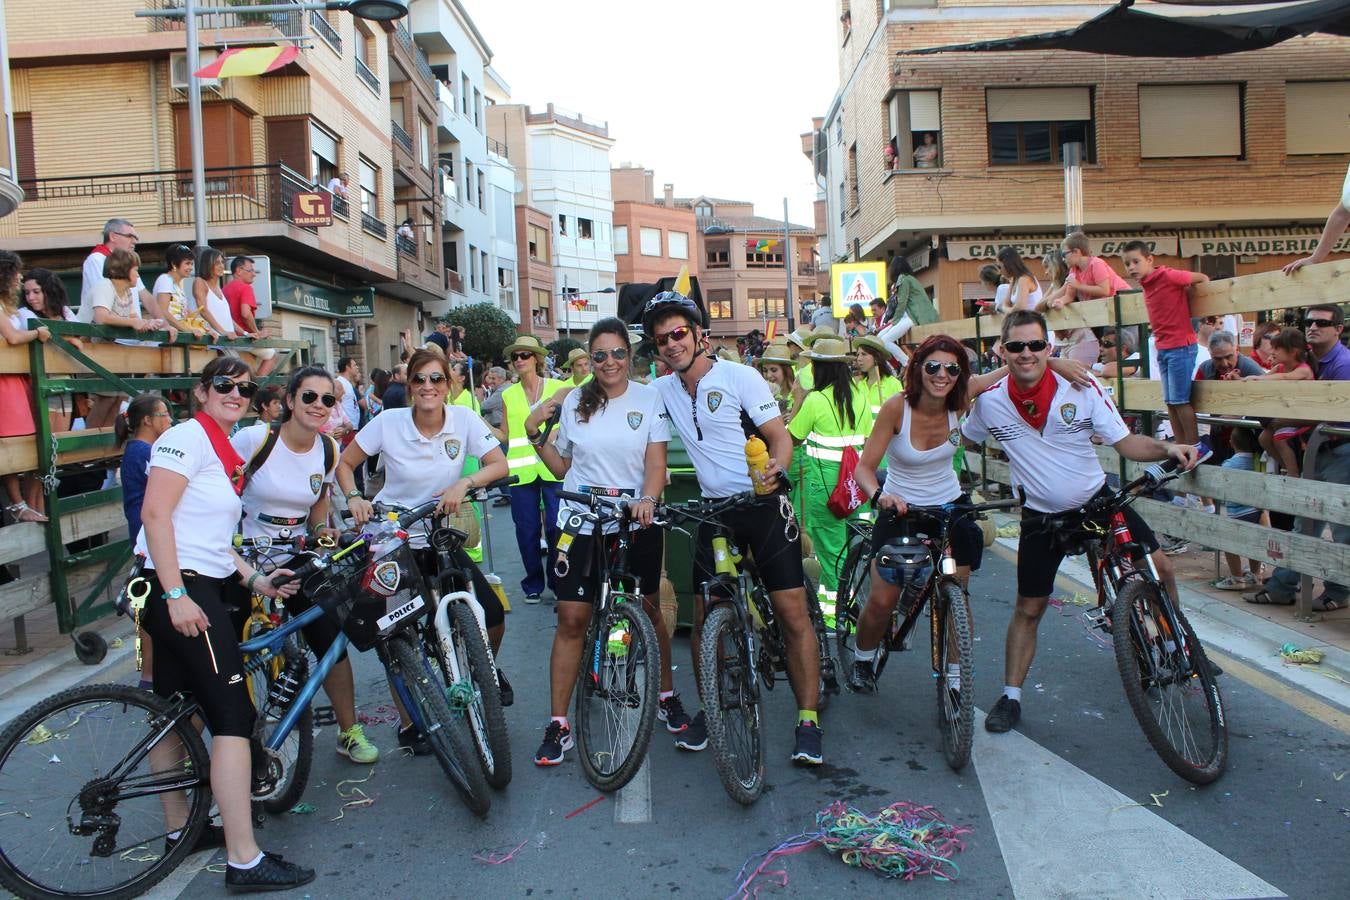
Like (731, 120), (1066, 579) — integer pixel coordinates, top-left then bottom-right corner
(0, 684), (212, 900)
(575, 600), (660, 792)
(1112, 580), (1228, 784)
(436, 602), (512, 790)
(698, 605), (765, 806)
(247, 634), (314, 814)
(934, 581), (975, 772)
(389, 635), (491, 816)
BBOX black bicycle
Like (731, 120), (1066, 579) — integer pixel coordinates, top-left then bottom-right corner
(834, 496), (1019, 771)
(554, 490), (661, 792)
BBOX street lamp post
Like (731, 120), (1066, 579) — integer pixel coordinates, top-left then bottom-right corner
(559, 279), (615, 339)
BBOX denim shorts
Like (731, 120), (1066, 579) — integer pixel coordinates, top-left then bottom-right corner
(1157, 343), (1198, 406)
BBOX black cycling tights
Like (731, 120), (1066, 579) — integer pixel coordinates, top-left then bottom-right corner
(141, 569), (256, 739)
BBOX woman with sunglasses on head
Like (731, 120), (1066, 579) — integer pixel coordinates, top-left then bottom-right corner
(337, 349), (513, 747)
(521, 318), (684, 765)
(135, 357), (314, 892)
(230, 366), (379, 766)
(191, 247), (236, 341)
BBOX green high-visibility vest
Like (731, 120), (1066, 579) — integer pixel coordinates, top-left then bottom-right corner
(859, 374), (903, 417)
(502, 379), (566, 484)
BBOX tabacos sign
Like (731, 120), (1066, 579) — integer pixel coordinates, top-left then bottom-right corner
(946, 235), (1179, 260)
(1178, 234), (1350, 257)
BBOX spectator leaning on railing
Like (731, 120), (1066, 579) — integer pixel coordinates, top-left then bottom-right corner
(0, 250), (50, 523)
(78, 217), (159, 323)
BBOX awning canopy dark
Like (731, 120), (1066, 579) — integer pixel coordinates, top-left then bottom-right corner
(898, 0), (1350, 58)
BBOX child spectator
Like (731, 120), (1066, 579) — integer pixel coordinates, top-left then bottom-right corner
(115, 394), (172, 545)
(0, 250), (51, 523)
(1214, 426), (1266, 591)
(254, 385), (284, 424)
(1247, 326), (1315, 476)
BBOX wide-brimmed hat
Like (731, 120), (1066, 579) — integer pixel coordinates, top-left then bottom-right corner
(565, 347), (589, 369)
(503, 334), (547, 359)
(755, 342), (795, 367)
(802, 337), (853, 362)
(714, 346), (741, 363)
(851, 335), (888, 358)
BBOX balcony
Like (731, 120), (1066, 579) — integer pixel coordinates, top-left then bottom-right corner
(361, 211), (388, 239)
(332, 195), (350, 220)
(798, 262), (817, 277)
(147, 0), (304, 40)
(445, 269), (464, 295)
(487, 136), (508, 158)
(355, 57), (380, 95)
(309, 10), (342, 53)
(392, 121), (413, 154)
(396, 234), (417, 257)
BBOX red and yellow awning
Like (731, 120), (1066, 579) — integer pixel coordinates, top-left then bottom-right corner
(195, 45), (299, 79)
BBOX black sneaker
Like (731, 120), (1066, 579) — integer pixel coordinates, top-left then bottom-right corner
(984, 695), (1021, 733)
(534, 720), (572, 766)
(397, 724), (431, 756)
(524, 592), (542, 605)
(847, 659), (877, 693)
(165, 822), (225, 855)
(225, 851), (316, 893)
(790, 721), (823, 766)
(674, 709), (707, 751)
(496, 668), (514, 707)
(657, 693), (691, 733)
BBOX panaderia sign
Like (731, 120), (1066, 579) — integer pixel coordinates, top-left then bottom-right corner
(1177, 234), (1350, 257)
(946, 235), (1179, 260)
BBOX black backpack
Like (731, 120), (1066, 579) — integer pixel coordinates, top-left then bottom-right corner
(239, 422), (338, 491)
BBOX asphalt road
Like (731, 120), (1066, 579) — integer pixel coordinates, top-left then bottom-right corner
(23, 510), (1350, 899)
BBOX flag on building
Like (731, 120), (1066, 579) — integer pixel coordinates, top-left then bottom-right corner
(195, 45), (299, 80)
(747, 239), (779, 254)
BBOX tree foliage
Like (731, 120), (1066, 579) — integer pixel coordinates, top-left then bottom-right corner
(440, 304), (518, 364)
(546, 337), (582, 364)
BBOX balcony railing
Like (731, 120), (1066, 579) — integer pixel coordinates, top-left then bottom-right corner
(331, 194), (350, 219)
(487, 136), (508, 157)
(414, 47), (438, 97)
(394, 21), (413, 53)
(396, 234), (417, 257)
(798, 262), (817, 277)
(445, 269), (464, 294)
(392, 121), (413, 154)
(355, 57), (380, 94)
(361, 211), (387, 238)
(148, 0), (303, 38)
(309, 9), (342, 53)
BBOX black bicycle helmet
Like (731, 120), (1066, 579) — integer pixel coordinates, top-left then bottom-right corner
(641, 290), (705, 334)
(875, 536), (933, 586)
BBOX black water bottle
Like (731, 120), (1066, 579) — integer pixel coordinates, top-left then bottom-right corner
(267, 657), (305, 710)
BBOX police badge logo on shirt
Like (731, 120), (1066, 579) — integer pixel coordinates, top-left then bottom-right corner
(444, 438), (461, 460)
(627, 411), (643, 430)
(309, 473), (322, 495)
(707, 391), (723, 413)
(947, 427), (961, 446)
(1059, 403), (1077, 426)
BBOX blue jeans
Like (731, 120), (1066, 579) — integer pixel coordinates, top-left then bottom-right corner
(1265, 442), (1349, 602)
(509, 479), (561, 596)
(1157, 343), (1198, 406)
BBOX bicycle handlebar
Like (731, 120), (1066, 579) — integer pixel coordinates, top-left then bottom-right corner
(268, 499), (440, 589)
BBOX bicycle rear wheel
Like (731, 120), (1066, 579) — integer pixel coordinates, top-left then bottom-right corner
(436, 602), (512, 789)
(834, 540), (871, 680)
(246, 633), (314, 814)
(698, 605), (764, 805)
(934, 581), (975, 771)
(1112, 580), (1228, 785)
(389, 634), (491, 816)
(575, 600), (660, 792)
(0, 684), (212, 900)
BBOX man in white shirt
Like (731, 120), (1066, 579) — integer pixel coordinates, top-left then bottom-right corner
(962, 309), (1198, 734)
(326, 172), (350, 198)
(78, 218), (159, 322)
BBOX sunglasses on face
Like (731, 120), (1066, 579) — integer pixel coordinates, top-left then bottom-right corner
(511, 351), (536, 362)
(923, 360), (961, 377)
(411, 372), (448, 385)
(209, 376), (258, 399)
(299, 390), (337, 408)
(654, 325), (693, 347)
(591, 348), (629, 363)
(1003, 340), (1049, 354)
(1303, 318), (1335, 330)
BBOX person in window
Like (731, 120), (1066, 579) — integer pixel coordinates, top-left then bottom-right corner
(913, 132), (939, 168)
(326, 171), (350, 198)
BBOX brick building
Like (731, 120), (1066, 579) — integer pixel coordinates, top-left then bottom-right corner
(611, 165), (699, 290)
(822, 0), (1350, 321)
(0, 0), (19, 220)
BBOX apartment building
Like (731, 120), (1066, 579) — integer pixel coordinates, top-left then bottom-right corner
(0, 0), (19, 220)
(611, 165), (699, 289)
(0, 1), (439, 373)
(826, 0), (1350, 320)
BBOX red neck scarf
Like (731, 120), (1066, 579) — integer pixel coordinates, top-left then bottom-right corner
(1007, 371), (1057, 432)
(91, 244), (112, 257)
(193, 411), (246, 495)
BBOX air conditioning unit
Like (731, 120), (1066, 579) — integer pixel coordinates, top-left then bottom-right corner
(170, 50), (220, 92)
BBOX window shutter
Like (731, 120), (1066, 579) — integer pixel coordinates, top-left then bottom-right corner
(1285, 81), (1350, 155)
(13, 114), (35, 190)
(908, 91), (941, 132)
(987, 87), (1091, 123)
(1139, 84), (1242, 158)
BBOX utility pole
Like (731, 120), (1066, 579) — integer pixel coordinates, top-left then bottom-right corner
(783, 197), (795, 332)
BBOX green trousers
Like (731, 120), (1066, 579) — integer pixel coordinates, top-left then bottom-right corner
(800, 457), (860, 593)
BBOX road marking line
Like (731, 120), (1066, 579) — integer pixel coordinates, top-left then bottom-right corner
(973, 710), (1285, 900)
(614, 755), (653, 824)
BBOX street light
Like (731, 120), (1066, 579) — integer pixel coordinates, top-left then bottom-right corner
(137, 1), (410, 248)
(559, 283), (615, 337)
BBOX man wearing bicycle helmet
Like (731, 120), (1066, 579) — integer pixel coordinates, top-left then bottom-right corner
(645, 292), (825, 765)
(961, 310), (1198, 734)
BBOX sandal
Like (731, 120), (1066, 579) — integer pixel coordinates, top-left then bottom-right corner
(1243, 589), (1295, 606)
(1312, 594), (1348, 612)
(5, 502), (48, 524)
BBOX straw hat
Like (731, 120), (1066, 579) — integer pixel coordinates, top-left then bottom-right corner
(801, 336), (853, 362)
(851, 335), (888, 357)
(503, 334), (547, 358)
(565, 347), (590, 370)
(714, 346), (741, 363)
(755, 343), (795, 367)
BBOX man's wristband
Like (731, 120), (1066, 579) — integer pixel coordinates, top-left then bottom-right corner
(345, 488), (363, 500)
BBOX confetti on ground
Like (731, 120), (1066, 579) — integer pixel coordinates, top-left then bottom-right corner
(0, 811), (31, 820)
(205, 864), (227, 874)
(564, 794), (606, 819)
(474, 839), (528, 865)
(1279, 643), (1325, 665)
(997, 524), (1020, 538)
(1334, 771), (1346, 782)
(332, 767), (376, 821)
(109, 637), (124, 649)
(288, 802), (317, 814)
(355, 704), (401, 726)
(120, 846), (160, 863)
(1110, 790), (1170, 814)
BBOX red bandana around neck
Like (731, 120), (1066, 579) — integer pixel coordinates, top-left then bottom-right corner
(91, 244), (112, 257)
(1007, 371), (1057, 432)
(193, 411), (246, 495)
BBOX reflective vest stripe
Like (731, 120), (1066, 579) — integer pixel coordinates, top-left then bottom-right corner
(806, 432), (866, 449)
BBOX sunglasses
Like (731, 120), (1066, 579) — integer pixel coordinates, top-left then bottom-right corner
(299, 390), (337, 408)
(1303, 318), (1335, 329)
(209, 376), (258, 399)
(511, 351), (537, 362)
(411, 372), (448, 385)
(591, 348), (629, 363)
(653, 325), (693, 347)
(923, 360), (961, 377)
(1003, 340), (1049, 354)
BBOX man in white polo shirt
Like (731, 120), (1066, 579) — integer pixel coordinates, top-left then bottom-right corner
(962, 309), (1198, 734)
(78, 217), (159, 322)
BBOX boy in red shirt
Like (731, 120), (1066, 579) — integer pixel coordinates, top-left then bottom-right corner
(1122, 240), (1209, 446)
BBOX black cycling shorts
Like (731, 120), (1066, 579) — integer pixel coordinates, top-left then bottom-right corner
(554, 525), (663, 603)
(141, 569), (256, 739)
(694, 494), (804, 597)
(1016, 488), (1159, 598)
(870, 496), (984, 572)
(412, 546), (506, 629)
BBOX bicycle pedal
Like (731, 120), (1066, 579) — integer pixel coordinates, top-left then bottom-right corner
(1084, 609), (1111, 632)
(312, 705), (337, 727)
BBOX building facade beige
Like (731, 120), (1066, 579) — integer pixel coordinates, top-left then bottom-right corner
(611, 167), (699, 291)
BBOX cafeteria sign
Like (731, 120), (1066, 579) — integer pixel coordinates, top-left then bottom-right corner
(831, 261), (887, 317)
(273, 273), (374, 319)
(946, 235), (1179, 260)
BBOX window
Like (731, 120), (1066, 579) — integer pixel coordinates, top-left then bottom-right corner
(639, 227), (662, 256)
(473, 88), (482, 128)
(746, 241), (783, 268)
(498, 266), (516, 312)
(445, 240), (458, 272)
(886, 90), (942, 169)
(469, 244), (480, 291)
(461, 75), (471, 116)
(747, 290), (786, 319)
(707, 289), (733, 320)
(614, 225), (629, 255)
(694, 202), (712, 217)
(847, 143), (858, 209)
(1138, 84), (1243, 159)
(175, 103), (253, 190)
(310, 123), (339, 188)
(532, 287), (551, 325)
(423, 210), (434, 245)
(706, 239), (729, 268)
(986, 87), (1095, 165)
(418, 117), (432, 170)
(353, 25), (370, 65)
(12, 113), (34, 190)
(1286, 81), (1350, 155)
(358, 156), (378, 217)
(476, 169), (485, 210)
(668, 231), (689, 260)
(480, 251), (489, 295)
(528, 223), (550, 262)
(578, 217), (594, 239)
(298, 325), (330, 370)
(558, 214), (569, 236)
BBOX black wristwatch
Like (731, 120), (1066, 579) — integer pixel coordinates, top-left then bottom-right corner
(870, 487), (884, 509)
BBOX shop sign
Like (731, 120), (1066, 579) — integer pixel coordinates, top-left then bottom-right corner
(336, 319), (357, 345)
(291, 192), (333, 227)
(272, 273), (374, 319)
(1178, 233), (1350, 257)
(946, 235), (1178, 260)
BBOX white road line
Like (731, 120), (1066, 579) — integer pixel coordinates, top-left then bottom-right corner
(141, 849), (216, 899)
(614, 755), (653, 824)
(972, 710), (1284, 900)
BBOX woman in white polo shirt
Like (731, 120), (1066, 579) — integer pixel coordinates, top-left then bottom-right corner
(136, 357), (314, 892)
(336, 348), (511, 747)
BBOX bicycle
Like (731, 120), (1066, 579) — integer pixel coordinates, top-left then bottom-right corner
(0, 502), (488, 900)
(660, 491), (833, 806)
(833, 496), (1019, 771)
(1028, 458), (1228, 785)
(554, 490), (662, 792)
(834, 516), (876, 638)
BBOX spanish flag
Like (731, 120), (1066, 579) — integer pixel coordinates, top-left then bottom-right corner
(195, 45), (299, 80)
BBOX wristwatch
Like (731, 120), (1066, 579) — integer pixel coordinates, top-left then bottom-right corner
(345, 488), (363, 500)
(870, 487), (884, 509)
(162, 586), (188, 601)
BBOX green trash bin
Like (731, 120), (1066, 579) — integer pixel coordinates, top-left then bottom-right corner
(662, 430), (702, 629)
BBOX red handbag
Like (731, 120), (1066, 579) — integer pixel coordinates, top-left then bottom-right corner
(827, 445), (866, 518)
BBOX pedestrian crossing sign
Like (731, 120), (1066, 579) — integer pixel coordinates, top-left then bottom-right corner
(830, 262), (887, 317)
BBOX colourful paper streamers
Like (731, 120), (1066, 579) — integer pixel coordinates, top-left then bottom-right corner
(474, 839), (527, 865)
(332, 767), (376, 821)
(356, 704), (401, 726)
(564, 794), (606, 819)
(195, 45), (299, 79)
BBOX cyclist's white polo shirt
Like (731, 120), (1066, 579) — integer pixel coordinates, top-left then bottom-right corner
(961, 372), (1130, 514)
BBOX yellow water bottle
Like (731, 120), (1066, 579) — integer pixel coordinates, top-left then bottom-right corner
(745, 436), (773, 495)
